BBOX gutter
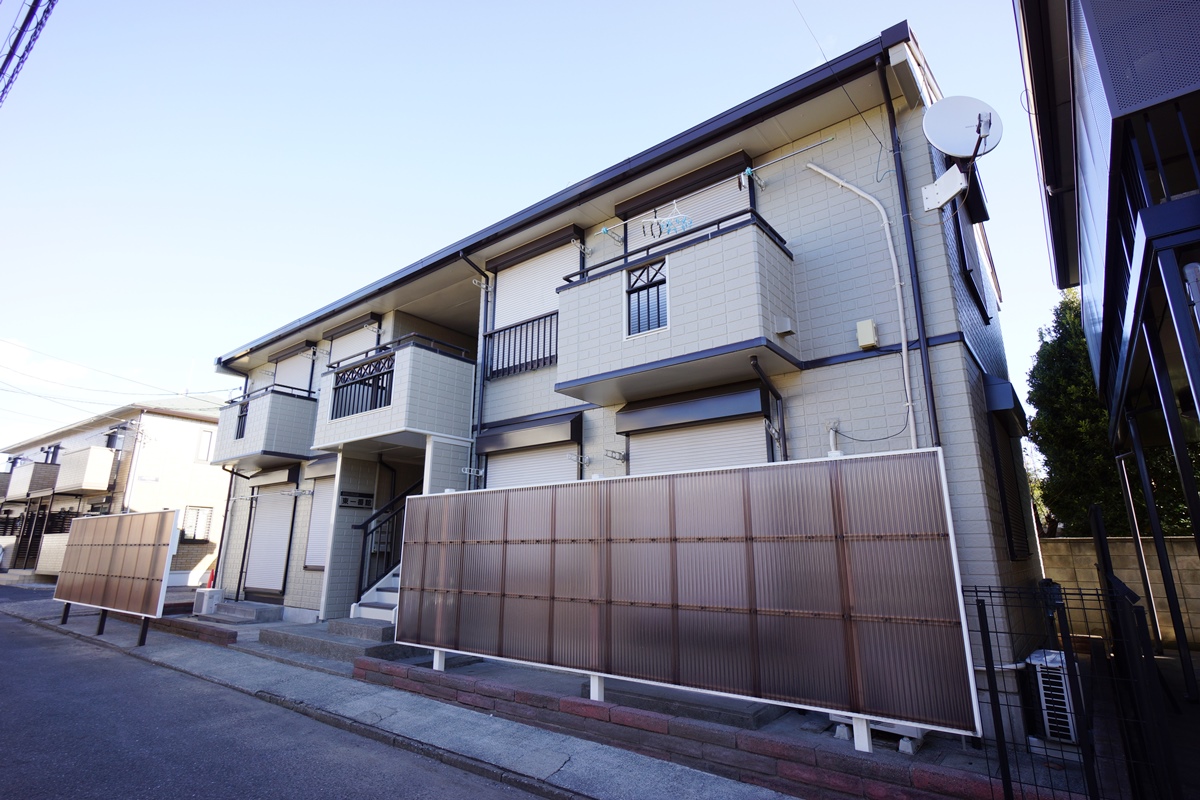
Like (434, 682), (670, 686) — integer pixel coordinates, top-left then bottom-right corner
(214, 25), (913, 367)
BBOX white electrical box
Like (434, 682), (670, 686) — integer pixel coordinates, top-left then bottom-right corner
(857, 319), (878, 350)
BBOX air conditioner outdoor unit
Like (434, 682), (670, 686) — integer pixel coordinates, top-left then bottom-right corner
(1026, 649), (1078, 744)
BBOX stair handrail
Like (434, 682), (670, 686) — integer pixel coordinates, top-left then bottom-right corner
(355, 479), (424, 600)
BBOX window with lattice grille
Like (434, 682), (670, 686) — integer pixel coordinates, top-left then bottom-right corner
(627, 261), (667, 335)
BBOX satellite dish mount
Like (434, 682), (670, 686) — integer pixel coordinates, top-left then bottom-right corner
(920, 96), (1003, 213)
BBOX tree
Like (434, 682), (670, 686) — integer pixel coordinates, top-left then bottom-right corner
(1026, 291), (1127, 535)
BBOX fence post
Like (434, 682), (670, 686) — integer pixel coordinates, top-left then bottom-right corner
(1054, 602), (1102, 800)
(975, 597), (1014, 800)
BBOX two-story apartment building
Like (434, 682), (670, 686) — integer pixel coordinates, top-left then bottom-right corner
(211, 22), (1039, 735)
(0, 397), (231, 586)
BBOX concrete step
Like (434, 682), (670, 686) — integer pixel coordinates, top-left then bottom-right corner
(211, 601), (283, 623)
(0, 570), (56, 586)
(258, 623), (424, 663)
(356, 601), (396, 622)
(327, 617), (395, 642)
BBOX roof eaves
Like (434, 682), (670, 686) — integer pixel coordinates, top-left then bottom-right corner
(216, 26), (905, 366)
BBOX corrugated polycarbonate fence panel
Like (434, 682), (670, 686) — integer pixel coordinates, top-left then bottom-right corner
(396, 450), (977, 733)
(54, 510), (179, 618)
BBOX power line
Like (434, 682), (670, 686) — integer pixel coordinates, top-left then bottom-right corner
(787, 1), (887, 152)
(0, 361), (231, 397)
(0, 339), (226, 407)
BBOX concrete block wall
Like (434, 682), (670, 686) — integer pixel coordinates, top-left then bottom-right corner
(1042, 536), (1200, 644)
(320, 456), (377, 620)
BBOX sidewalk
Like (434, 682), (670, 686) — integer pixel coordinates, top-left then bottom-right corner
(0, 589), (790, 800)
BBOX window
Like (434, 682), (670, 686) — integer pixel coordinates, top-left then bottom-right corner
(196, 430), (213, 461)
(235, 403), (248, 439)
(627, 261), (667, 336)
(181, 506), (213, 542)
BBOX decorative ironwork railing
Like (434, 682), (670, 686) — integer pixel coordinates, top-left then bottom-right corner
(484, 312), (558, 379)
(331, 353), (394, 420)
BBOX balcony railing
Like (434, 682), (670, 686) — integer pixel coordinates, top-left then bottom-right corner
(329, 334), (472, 421)
(563, 208), (791, 285)
(484, 311), (558, 379)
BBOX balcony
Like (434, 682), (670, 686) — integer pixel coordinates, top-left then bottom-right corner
(313, 334), (476, 453)
(54, 446), (115, 495)
(5, 461), (60, 501)
(484, 311), (558, 380)
(555, 213), (801, 405)
(212, 384), (319, 470)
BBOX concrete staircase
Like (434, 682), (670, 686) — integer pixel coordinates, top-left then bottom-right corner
(257, 617), (421, 663)
(351, 569), (400, 623)
(197, 600), (284, 625)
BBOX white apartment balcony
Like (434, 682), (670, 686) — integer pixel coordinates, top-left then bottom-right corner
(313, 334), (475, 455)
(555, 213), (801, 405)
(54, 446), (115, 496)
(4, 461), (60, 501)
(212, 384), (319, 471)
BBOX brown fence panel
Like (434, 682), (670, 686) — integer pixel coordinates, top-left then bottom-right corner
(54, 510), (179, 618)
(397, 449), (977, 733)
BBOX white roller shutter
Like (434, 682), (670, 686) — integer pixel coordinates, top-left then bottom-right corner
(273, 353), (313, 392)
(487, 443), (579, 488)
(628, 417), (769, 476)
(492, 244), (575, 328)
(244, 487), (295, 592)
(329, 326), (379, 363)
(304, 477), (336, 568)
(625, 176), (750, 255)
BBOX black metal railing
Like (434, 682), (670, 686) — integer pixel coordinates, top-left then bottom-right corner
(484, 311), (557, 379)
(331, 353), (394, 419)
(353, 478), (423, 600)
(329, 333), (472, 420)
(562, 208), (792, 284)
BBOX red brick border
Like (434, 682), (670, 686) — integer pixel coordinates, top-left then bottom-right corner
(351, 656), (994, 800)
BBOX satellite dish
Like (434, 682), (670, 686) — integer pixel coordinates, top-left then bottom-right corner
(922, 95), (1003, 160)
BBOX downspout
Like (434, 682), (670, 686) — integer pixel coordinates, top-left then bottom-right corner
(236, 488), (256, 601)
(462, 251), (490, 490)
(120, 413), (146, 512)
(212, 464), (253, 592)
(805, 162), (917, 451)
(278, 490), (301, 602)
(749, 356), (788, 461)
(877, 56), (940, 447)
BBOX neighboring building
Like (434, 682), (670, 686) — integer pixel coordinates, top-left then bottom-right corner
(1013, 2), (1200, 678)
(212, 19), (1039, 635)
(0, 397), (231, 586)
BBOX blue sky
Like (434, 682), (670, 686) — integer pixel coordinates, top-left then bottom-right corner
(0, 1), (1060, 451)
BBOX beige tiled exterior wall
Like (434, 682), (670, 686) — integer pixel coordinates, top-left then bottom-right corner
(313, 345), (474, 449)
(478, 98), (1039, 600)
(212, 392), (319, 463)
(320, 456), (377, 620)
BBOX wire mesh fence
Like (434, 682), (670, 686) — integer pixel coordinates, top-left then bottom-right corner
(965, 583), (1188, 800)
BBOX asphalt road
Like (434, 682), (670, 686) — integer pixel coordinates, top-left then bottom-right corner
(0, 610), (539, 799)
